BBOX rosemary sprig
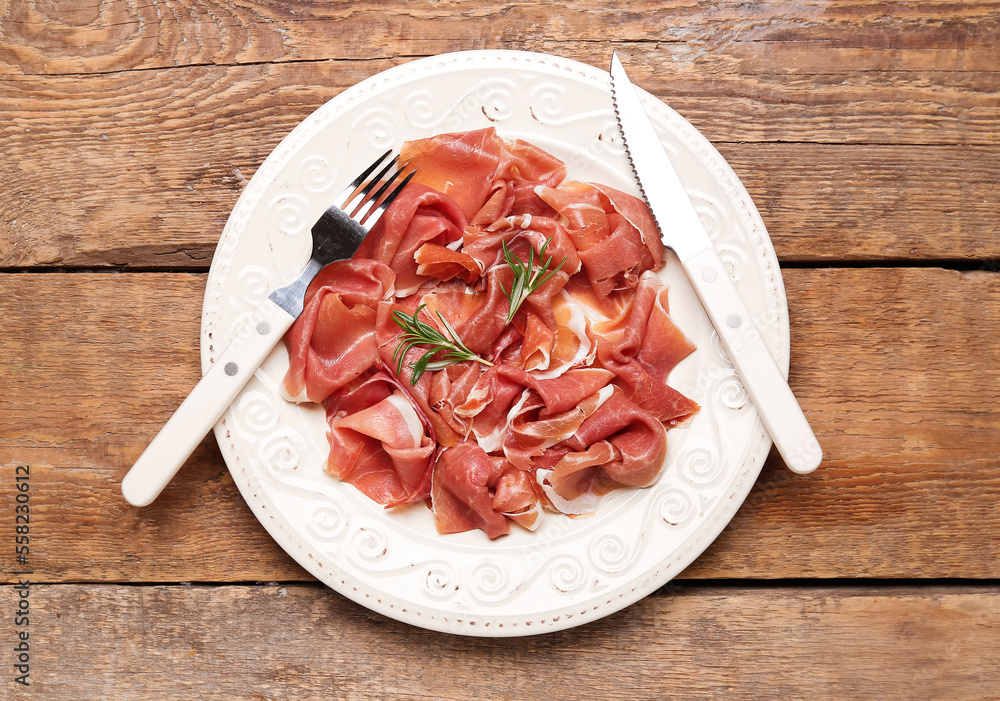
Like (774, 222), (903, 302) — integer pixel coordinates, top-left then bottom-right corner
(391, 304), (493, 383)
(499, 237), (567, 324)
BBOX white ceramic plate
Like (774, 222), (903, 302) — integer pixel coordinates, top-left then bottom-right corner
(202, 50), (788, 636)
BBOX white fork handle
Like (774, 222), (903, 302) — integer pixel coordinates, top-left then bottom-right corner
(121, 299), (296, 506)
(685, 246), (822, 474)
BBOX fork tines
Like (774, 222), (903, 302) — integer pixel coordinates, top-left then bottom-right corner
(335, 150), (417, 230)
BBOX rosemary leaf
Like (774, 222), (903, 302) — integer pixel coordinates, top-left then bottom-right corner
(391, 305), (493, 383)
(500, 237), (568, 324)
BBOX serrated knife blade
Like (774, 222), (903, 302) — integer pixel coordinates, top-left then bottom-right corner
(609, 53), (822, 474)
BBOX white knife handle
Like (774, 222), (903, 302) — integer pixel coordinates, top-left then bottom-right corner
(121, 299), (296, 506)
(686, 247), (822, 474)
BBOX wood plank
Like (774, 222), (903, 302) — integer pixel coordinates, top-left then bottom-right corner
(2, 1), (996, 146)
(1, 59), (998, 268)
(2, 3), (998, 267)
(1, 39), (996, 147)
(3, 0), (997, 76)
(0, 63), (331, 269)
(0, 273), (302, 581)
(5, 583), (1000, 699)
(718, 143), (1000, 265)
(1, 267), (997, 582)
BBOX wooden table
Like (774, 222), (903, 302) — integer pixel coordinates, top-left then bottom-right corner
(2, 1), (998, 698)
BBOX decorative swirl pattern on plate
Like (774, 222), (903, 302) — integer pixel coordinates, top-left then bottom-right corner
(308, 502), (350, 542)
(264, 192), (311, 238)
(423, 563), (459, 600)
(654, 485), (698, 527)
(589, 533), (633, 575)
(401, 90), (438, 128)
(718, 371), (750, 410)
(351, 527), (390, 562)
(677, 445), (725, 487)
(700, 354), (749, 412)
(351, 106), (398, 150)
(259, 428), (306, 476)
(404, 78), (517, 130)
(469, 560), (510, 604)
(237, 390), (279, 433)
(549, 555), (587, 594)
(298, 154), (338, 193)
(676, 361), (743, 488)
(475, 78), (517, 124)
(528, 81), (567, 122)
(233, 265), (271, 305)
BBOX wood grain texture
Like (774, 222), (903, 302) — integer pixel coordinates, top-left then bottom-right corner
(1, 267), (997, 582)
(0, 273), (302, 581)
(718, 143), (1000, 265)
(1, 61), (998, 268)
(2, 0), (997, 268)
(690, 266), (1000, 578)
(4, 583), (1000, 700)
(3, 0), (997, 89)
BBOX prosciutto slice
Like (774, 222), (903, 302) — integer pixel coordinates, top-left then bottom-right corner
(356, 183), (467, 296)
(556, 388), (668, 496)
(401, 127), (566, 222)
(281, 128), (701, 539)
(431, 441), (511, 539)
(324, 373), (435, 507)
(493, 465), (544, 531)
(538, 181), (660, 297)
(282, 259), (395, 404)
(593, 271), (700, 425)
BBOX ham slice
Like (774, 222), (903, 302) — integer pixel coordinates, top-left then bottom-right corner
(496, 365), (614, 416)
(356, 183), (468, 296)
(431, 441), (510, 539)
(538, 181), (662, 297)
(282, 259), (395, 404)
(399, 128), (505, 220)
(414, 242), (480, 283)
(419, 268), (512, 357)
(281, 128), (700, 538)
(552, 388), (668, 500)
(493, 465), (544, 531)
(400, 128), (566, 222)
(593, 271), (700, 425)
(324, 374), (435, 507)
(595, 183), (664, 273)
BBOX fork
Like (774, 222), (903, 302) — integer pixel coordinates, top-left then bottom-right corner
(121, 150), (415, 507)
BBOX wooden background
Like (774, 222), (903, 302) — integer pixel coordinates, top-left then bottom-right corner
(1, 1), (998, 698)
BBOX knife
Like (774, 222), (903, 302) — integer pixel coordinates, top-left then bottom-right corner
(609, 53), (822, 474)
